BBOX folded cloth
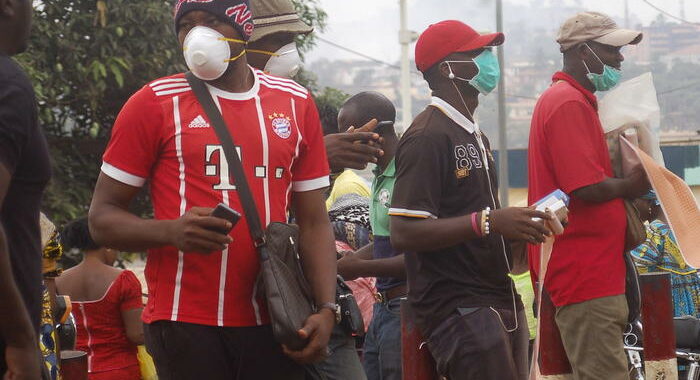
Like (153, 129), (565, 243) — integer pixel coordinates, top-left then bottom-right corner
(622, 137), (700, 268)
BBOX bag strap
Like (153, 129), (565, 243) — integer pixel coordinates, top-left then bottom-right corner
(185, 72), (268, 251)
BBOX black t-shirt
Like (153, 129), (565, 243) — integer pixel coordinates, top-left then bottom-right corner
(0, 55), (51, 330)
(389, 97), (521, 335)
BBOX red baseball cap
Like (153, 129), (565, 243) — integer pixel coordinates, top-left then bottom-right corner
(415, 20), (505, 72)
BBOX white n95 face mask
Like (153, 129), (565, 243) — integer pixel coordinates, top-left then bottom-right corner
(263, 42), (302, 78)
(183, 26), (246, 81)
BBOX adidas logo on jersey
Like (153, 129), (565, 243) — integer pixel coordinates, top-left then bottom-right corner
(188, 115), (210, 129)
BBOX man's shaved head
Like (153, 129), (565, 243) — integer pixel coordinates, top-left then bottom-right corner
(338, 91), (396, 133)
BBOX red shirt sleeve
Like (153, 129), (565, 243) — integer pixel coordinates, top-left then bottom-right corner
(291, 96), (330, 192)
(119, 270), (143, 311)
(102, 86), (164, 187)
(544, 101), (607, 194)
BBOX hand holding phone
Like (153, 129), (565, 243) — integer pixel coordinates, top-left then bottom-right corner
(374, 121), (394, 135)
(531, 189), (569, 235)
(209, 203), (241, 234)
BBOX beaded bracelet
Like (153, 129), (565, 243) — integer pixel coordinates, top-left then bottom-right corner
(481, 207), (491, 236)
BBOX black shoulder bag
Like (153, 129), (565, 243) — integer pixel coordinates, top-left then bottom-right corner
(185, 72), (314, 350)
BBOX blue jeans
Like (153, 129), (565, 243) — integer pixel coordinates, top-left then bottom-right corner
(305, 323), (366, 380)
(363, 297), (402, 380)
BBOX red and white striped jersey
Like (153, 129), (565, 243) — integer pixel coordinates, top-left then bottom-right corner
(102, 67), (329, 327)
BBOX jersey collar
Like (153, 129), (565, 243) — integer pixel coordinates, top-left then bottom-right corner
(372, 157), (396, 178)
(205, 65), (260, 101)
(430, 96), (478, 134)
(552, 71), (598, 110)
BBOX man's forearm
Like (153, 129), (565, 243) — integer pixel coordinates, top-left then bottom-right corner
(0, 226), (36, 348)
(353, 243), (373, 260)
(351, 243), (406, 279)
(354, 255), (406, 279)
(391, 214), (475, 252)
(89, 174), (174, 251)
(293, 189), (339, 307)
(571, 177), (630, 203)
(299, 221), (337, 306)
(89, 203), (173, 251)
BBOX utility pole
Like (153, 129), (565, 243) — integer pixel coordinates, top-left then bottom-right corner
(399, 0), (415, 133)
(680, 0), (686, 20)
(496, 0), (509, 205)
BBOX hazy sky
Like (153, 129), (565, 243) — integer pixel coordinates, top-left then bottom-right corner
(306, 0), (700, 64)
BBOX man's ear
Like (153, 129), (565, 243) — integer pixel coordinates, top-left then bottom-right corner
(575, 43), (591, 61)
(438, 61), (451, 79)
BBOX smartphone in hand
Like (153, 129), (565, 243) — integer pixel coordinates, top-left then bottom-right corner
(374, 121), (394, 135)
(209, 203), (241, 234)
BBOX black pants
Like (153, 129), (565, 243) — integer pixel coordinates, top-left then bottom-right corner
(144, 321), (304, 380)
(427, 307), (529, 380)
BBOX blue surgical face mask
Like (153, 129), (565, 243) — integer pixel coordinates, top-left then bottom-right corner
(582, 43), (621, 92)
(445, 49), (501, 95)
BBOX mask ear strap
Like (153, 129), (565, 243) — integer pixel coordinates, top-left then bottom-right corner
(444, 60), (479, 81)
(219, 37), (249, 63)
(581, 59), (592, 73)
(246, 49), (280, 57)
(584, 43), (605, 66)
(219, 37), (247, 44)
(224, 49), (247, 63)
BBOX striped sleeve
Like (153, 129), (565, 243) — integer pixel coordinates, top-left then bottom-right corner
(102, 84), (164, 187)
(291, 95), (330, 192)
(389, 133), (444, 219)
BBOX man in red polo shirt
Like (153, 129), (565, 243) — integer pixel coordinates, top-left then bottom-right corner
(528, 12), (649, 380)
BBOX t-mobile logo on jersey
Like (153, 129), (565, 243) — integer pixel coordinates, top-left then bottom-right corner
(204, 145), (287, 191)
(205, 145), (240, 190)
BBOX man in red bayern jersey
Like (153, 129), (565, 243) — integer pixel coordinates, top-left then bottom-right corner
(88, 1), (336, 379)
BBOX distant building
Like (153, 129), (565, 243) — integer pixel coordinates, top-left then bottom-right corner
(309, 58), (431, 131)
(626, 21), (700, 65)
(660, 44), (700, 68)
(505, 61), (555, 96)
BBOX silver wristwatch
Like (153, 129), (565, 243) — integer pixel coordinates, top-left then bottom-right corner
(317, 302), (341, 324)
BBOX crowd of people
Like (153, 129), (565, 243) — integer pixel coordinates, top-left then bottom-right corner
(0, 0), (690, 379)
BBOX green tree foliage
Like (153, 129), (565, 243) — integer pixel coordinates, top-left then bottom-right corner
(17, 0), (184, 225)
(292, 0), (327, 56)
(17, 0), (328, 226)
(20, 1), (183, 139)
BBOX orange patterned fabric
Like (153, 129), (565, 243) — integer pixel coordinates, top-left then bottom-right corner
(622, 138), (700, 268)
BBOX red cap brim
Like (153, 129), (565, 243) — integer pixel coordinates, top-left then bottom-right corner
(455, 32), (505, 53)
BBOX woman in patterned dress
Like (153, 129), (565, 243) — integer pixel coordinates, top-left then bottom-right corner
(631, 191), (700, 317)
